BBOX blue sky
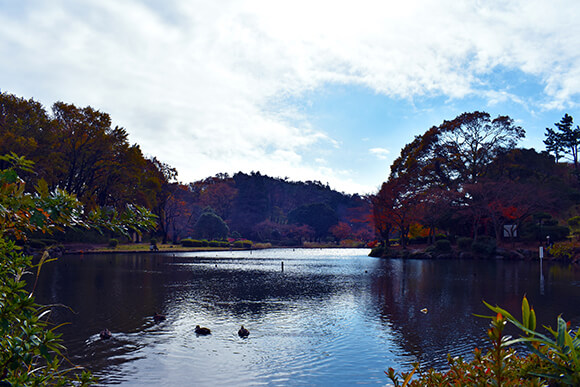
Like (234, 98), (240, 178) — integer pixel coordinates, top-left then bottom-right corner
(1, 0), (579, 194)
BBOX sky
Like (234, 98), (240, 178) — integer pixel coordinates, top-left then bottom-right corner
(1, 0), (580, 195)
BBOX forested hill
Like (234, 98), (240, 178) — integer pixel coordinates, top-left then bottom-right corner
(0, 91), (372, 246)
(164, 172), (373, 245)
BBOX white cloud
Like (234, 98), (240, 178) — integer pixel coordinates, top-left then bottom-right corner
(1, 0), (580, 193)
(369, 148), (390, 160)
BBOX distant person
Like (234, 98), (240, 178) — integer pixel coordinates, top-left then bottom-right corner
(150, 240), (159, 251)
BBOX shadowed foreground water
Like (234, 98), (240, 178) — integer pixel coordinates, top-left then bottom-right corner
(34, 248), (580, 386)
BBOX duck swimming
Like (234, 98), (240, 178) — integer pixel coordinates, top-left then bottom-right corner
(100, 328), (112, 340)
(238, 325), (250, 337)
(195, 325), (211, 335)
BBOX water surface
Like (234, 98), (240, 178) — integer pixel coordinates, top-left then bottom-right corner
(34, 248), (580, 386)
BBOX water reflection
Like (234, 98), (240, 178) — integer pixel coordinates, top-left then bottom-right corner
(33, 249), (580, 386)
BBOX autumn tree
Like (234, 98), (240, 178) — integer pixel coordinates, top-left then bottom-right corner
(390, 111), (524, 191)
(329, 222), (353, 242)
(373, 175), (418, 248)
(0, 92), (172, 217)
(195, 175), (238, 219)
(371, 188), (393, 244)
(413, 187), (456, 244)
(374, 112), (526, 244)
(0, 92), (53, 172)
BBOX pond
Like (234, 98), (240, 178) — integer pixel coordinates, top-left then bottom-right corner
(34, 248), (580, 386)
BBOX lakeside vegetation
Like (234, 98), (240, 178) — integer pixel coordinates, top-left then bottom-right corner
(3, 89), (580, 385)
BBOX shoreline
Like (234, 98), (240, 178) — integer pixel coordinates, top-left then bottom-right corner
(59, 242), (369, 255)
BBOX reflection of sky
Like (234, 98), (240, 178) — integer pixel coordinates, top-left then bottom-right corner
(34, 249), (580, 386)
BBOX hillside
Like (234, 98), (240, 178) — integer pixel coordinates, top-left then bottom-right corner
(162, 172), (373, 245)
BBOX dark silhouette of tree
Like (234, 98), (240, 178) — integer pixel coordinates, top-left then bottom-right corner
(373, 175), (418, 248)
(376, 112), (528, 245)
(193, 207), (229, 240)
(544, 114), (580, 171)
(287, 202), (338, 240)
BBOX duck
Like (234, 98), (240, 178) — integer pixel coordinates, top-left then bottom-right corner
(238, 325), (250, 337)
(99, 328), (112, 340)
(195, 325), (211, 335)
(153, 312), (166, 323)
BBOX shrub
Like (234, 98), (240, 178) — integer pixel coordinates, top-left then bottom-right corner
(108, 238), (118, 248)
(543, 225), (571, 241)
(434, 239), (451, 253)
(369, 246), (386, 257)
(209, 240), (220, 247)
(408, 236), (428, 245)
(233, 239), (253, 248)
(181, 238), (203, 247)
(457, 237), (472, 251)
(471, 236), (496, 256)
(548, 241), (575, 260)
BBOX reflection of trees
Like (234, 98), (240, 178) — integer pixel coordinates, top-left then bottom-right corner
(369, 259), (580, 368)
(34, 254), (580, 376)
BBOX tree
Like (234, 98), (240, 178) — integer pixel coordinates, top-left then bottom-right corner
(195, 176), (238, 220)
(0, 92), (52, 171)
(193, 207), (229, 240)
(544, 114), (580, 171)
(390, 111), (525, 191)
(148, 157), (179, 243)
(0, 92), (170, 215)
(436, 112), (525, 185)
(0, 154), (156, 385)
(287, 202), (338, 240)
(330, 222), (353, 242)
(371, 189), (393, 244)
(373, 175), (418, 248)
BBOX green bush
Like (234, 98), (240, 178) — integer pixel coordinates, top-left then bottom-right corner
(233, 239), (253, 248)
(457, 237), (472, 251)
(408, 236), (428, 245)
(108, 238), (118, 248)
(201, 239), (209, 247)
(434, 239), (451, 252)
(544, 225), (571, 241)
(471, 236), (496, 256)
(181, 238), (203, 247)
(548, 241), (575, 260)
(369, 246), (390, 257)
(209, 240), (220, 247)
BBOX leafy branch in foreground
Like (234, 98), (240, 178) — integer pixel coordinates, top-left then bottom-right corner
(484, 296), (580, 386)
(0, 154), (157, 386)
(386, 295), (579, 386)
(385, 311), (544, 386)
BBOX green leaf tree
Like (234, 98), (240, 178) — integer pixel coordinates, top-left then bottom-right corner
(544, 114), (580, 171)
(0, 154), (156, 386)
(193, 207), (229, 240)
